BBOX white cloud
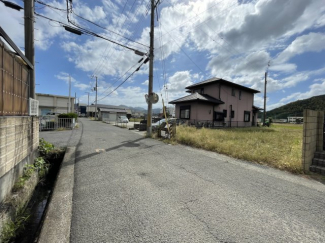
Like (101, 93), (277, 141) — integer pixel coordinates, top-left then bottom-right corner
(55, 72), (90, 91)
(269, 63), (297, 73)
(141, 80), (149, 85)
(55, 72), (76, 83)
(274, 32), (325, 64)
(165, 71), (194, 93)
(93, 85), (148, 108)
(221, 0), (323, 53)
(267, 79), (325, 110)
(74, 83), (90, 91)
(0, 4), (25, 49)
(73, 5), (106, 22)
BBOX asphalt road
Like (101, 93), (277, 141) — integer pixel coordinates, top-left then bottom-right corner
(70, 118), (325, 243)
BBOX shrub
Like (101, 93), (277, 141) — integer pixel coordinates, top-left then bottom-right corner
(58, 113), (78, 121)
(38, 138), (54, 157)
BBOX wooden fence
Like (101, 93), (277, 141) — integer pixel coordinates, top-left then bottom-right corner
(0, 40), (29, 116)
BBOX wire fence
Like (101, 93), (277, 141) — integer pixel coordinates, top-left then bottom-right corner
(176, 119), (257, 128)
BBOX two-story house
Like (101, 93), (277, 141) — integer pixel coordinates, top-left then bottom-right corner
(169, 78), (261, 127)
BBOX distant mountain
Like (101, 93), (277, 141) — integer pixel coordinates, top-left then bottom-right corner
(152, 108), (161, 114)
(118, 105), (146, 112)
(266, 95), (325, 119)
(118, 105), (166, 115)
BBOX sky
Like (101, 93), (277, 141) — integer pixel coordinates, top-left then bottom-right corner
(1, 0), (325, 111)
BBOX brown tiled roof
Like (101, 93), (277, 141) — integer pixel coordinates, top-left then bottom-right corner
(186, 77), (260, 93)
(169, 93), (224, 104)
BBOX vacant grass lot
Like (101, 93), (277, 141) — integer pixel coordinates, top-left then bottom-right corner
(174, 123), (303, 173)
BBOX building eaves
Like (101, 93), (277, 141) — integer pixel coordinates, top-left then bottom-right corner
(253, 106), (263, 110)
(36, 93), (75, 99)
(98, 108), (127, 113)
(169, 93), (224, 105)
(186, 77), (260, 94)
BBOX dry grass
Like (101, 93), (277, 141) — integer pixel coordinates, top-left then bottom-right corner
(174, 124), (303, 173)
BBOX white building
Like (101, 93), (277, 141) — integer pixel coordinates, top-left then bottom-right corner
(287, 116), (303, 123)
(36, 93), (75, 116)
(87, 104), (131, 120)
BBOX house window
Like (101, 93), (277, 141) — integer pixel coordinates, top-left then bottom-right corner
(214, 112), (224, 121)
(244, 111), (250, 122)
(180, 105), (190, 119)
(232, 88), (235, 96)
(223, 109), (227, 118)
(200, 88), (204, 94)
(239, 90), (242, 100)
(231, 110), (235, 118)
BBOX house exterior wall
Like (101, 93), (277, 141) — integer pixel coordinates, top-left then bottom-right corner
(174, 102), (213, 121)
(215, 85), (254, 124)
(199, 83), (220, 98)
(0, 117), (39, 202)
(195, 103), (214, 121)
(175, 83), (256, 126)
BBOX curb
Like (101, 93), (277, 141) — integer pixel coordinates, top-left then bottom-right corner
(37, 147), (75, 243)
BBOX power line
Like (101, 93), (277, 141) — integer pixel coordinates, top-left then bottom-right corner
(35, 0), (66, 12)
(72, 11), (149, 48)
(90, 0), (148, 79)
(97, 62), (145, 102)
(96, 61), (140, 97)
(35, 11), (148, 55)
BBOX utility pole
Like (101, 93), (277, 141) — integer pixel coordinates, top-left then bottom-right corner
(24, 0), (35, 98)
(75, 92), (77, 113)
(85, 92), (90, 117)
(95, 76), (98, 120)
(147, 0), (158, 136)
(68, 75), (71, 113)
(263, 72), (267, 125)
(85, 92), (90, 114)
(263, 61), (270, 125)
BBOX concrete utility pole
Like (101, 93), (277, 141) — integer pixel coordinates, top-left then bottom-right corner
(75, 92), (77, 113)
(263, 72), (267, 125)
(147, 0), (158, 136)
(85, 92), (90, 116)
(263, 61), (270, 125)
(24, 0), (35, 98)
(68, 75), (71, 112)
(95, 76), (98, 120)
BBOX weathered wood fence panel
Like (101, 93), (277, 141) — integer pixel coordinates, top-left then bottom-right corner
(0, 40), (29, 116)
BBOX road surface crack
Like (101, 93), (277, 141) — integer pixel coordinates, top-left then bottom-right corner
(183, 200), (236, 243)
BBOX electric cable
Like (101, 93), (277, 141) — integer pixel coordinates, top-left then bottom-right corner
(97, 62), (145, 102)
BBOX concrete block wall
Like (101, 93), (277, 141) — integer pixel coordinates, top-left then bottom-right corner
(0, 117), (39, 202)
(302, 109), (323, 172)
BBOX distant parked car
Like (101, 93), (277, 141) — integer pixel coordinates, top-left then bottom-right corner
(46, 112), (61, 115)
(117, 116), (129, 123)
(152, 118), (176, 131)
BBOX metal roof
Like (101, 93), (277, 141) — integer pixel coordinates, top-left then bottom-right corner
(169, 93), (224, 105)
(98, 108), (127, 113)
(89, 104), (127, 109)
(186, 77), (260, 93)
